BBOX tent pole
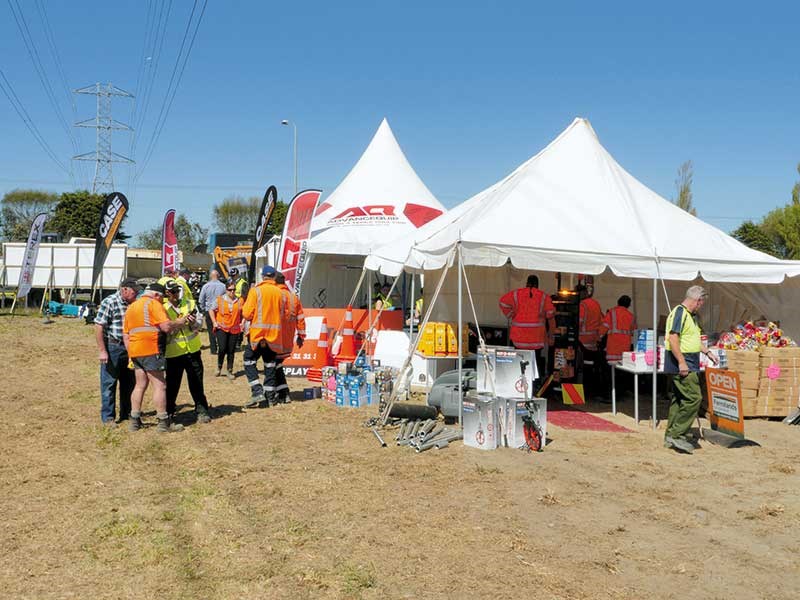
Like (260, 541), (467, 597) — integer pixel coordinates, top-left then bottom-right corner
(652, 277), (658, 430)
(409, 274), (415, 341)
(457, 243), (463, 428)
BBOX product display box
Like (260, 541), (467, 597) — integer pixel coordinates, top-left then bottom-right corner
(462, 392), (499, 450)
(476, 346), (537, 397)
(497, 397), (547, 448)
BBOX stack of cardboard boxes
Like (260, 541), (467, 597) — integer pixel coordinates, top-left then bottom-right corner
(727, 347), (800, 417)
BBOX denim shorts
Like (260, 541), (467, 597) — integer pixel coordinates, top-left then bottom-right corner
(132, 353), (166, 371)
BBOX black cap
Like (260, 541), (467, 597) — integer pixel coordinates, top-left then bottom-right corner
(146, 282), (166, 295)
(165, 280), (182, 294)
(120, 277), (142, 292)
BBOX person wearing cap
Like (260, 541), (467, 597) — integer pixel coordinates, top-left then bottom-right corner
(374, 283), (394, 311)
(198, 269), (226, 354)
(210, 281), (243, 379)
(158, 267), (193, 303)
(94, 277), (141, 425)
(230, 267), (249, 299)
(274, 272), (306, 403)
(241, 265), (288, 407)
(663, 285), (717, 454)
(163, 280), (211, 424)
(123, 282), (192, 433)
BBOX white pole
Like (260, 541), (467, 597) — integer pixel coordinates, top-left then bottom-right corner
(652, 277), (658, 430)
(409, 274), (415, 341)
(457, 243), (463, 427)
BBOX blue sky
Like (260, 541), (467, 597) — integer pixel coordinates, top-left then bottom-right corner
(1, 1), (798, 239)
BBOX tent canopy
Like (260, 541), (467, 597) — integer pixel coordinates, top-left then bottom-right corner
(365, 118), (800, 284)
(307, 118), (445, 257)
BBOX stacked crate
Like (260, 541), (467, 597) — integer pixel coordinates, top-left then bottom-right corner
(725, 350), (760, 415)
(755, 347), (800, 417)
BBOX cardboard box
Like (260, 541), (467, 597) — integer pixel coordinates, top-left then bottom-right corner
(476, 346), (537, 398)
(497, 397), (547, 449)
(759, 346), (800, 358)
(726, 349), (760, 363)
(417, 322), (436, 356)
(463, 393), (499, 450)
(736, 372), (760, 390)
(740, 388), (758, 401)
(759, 366), (800, 380)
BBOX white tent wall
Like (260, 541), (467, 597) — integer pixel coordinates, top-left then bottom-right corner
(417, 263), (800, 340)
(300, 254), (372, 309)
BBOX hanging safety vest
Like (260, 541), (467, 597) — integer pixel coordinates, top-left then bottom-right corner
(123, 296), (169, 358)
(499, 286), (555, 350)
(601, 306), (637, 361)
(163, 298), (202, 358)
(579, 297), (604, 351)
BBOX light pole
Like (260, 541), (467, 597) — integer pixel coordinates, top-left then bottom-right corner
(281, 119), (297, 196)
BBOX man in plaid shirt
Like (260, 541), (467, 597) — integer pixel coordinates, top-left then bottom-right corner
(94, 277), (142, 425)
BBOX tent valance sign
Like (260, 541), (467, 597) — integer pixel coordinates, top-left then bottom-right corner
(365, 118), (800, 284)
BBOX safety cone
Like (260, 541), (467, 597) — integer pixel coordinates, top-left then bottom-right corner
(306, 317), (330, 383)
(335, 305), (357, 366)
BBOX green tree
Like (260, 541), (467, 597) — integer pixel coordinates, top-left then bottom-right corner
(211, 194), (288, 237)
(792, 163), (799, 205)
(0, 189), (59, 241)
(730, 221), (779, 257)
(135, 213), (209, 255)
(761, 204), (800, 259)
(672, 160), (696, 216)
(47, 190), (129, 240)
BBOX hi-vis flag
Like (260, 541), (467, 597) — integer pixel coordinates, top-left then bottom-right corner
(17, 212), (48, 299)
(278, 189), (322, 294)
(248, 185), (277, 284)
(161, 209), (178, 275)
(91, 192), (128, 293)
(562, 383), (585, 405)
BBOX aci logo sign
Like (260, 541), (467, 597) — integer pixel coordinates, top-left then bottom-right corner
(327, 205), (399, 226)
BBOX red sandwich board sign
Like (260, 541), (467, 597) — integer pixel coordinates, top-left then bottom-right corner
(705, 368), (745, 439)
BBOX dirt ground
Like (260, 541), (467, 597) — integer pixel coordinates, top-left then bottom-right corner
(1, 315), (799, 600)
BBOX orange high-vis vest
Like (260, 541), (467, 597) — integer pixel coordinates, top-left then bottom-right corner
(214, 294), (243, 334)
(276, 283), (306, 359)
(600, 306), (637, 361)
(242, 280), (286, 352)
(499, 286), (555, 350)
(123, 296), (169, 358)
(579, 297), (604, 351)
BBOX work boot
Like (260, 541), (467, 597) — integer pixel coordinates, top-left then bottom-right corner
(156, 414), (184, 433)
(196, 408), (212, 424)
(664, 436), (693, 454)
(128, 415), (143, 432)
(215, 368), (222, 377)
(244, 395), (261, 408)
(262, 392), (276, 408)
(226, 371), (235, 381)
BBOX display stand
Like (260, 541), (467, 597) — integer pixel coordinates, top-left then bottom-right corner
(549, 281), (580, 391)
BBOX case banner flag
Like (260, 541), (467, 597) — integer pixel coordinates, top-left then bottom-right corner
(248, 185), (277, 284)
(92, 192), (128, 291)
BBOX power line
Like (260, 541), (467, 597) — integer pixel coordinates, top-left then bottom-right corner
(32, 0), (88, 188)
(0, 69), (69, 173)
(7, 0), (78, 187)
(136, 0), (208, 181)
(128, 0), (157, 194)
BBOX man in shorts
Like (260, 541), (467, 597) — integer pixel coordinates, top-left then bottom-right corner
(123, 282), (192, 433)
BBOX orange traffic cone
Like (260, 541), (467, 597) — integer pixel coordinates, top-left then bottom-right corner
(307, 317), (330, 383)
(335, 305), (357, 366)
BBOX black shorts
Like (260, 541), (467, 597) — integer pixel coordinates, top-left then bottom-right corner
(132, 353), (166, 372)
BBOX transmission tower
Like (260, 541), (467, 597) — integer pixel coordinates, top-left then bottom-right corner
(73, 83), (134, 194)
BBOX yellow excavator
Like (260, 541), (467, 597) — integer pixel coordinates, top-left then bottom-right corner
(208, 233), (252, 280)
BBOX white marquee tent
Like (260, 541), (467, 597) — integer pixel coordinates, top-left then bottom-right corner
(365, 117), (800, 427)
(301, 118), (445, 308)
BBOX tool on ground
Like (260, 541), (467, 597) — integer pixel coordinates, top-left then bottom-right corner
(371, 427), (387, 447)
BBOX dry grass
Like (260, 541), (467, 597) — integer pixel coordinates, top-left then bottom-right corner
(2, 315), (800, 599)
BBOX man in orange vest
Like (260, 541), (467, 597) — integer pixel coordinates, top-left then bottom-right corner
(123, 282), (192, 433)
(241, 265), (288, 408)
(275, 272), (306, 403)
(578, 283), (605, 400)
(499, 274), (555, 379)
(600, 295), (637, 363)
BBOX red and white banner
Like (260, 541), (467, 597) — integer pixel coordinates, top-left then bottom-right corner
(17, 212), (48, 299)
(161, 209), (178, 274)
(278, 189), (322, 294)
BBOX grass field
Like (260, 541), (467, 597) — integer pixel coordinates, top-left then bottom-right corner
(1, 315), (799, 599)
